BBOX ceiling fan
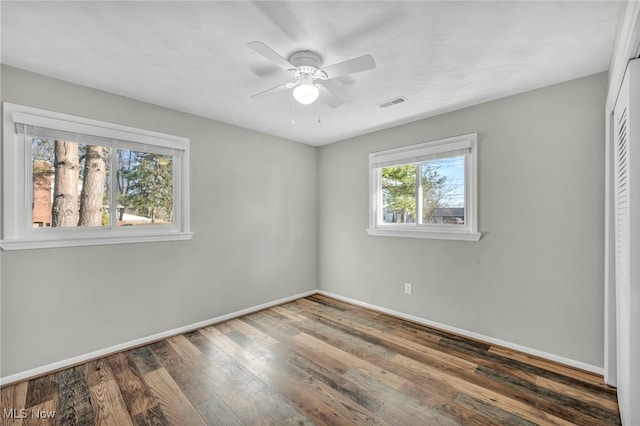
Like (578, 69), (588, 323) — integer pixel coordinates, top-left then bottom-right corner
(247, 41), (376, 108)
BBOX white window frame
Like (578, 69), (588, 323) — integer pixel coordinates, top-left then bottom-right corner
(1, 102), (192, 250)
(367, 133), (481, 241)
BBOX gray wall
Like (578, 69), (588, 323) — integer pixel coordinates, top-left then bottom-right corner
(0, 66), (318, 377)
(318, 73), (607, 367)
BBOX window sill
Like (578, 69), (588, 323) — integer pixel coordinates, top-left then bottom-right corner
(366, 228), (481, 241)
(0, 231), (193, 250)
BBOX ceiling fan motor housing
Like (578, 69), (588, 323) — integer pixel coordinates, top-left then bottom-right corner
(289, 50), (328, 80)
(289, 50), (322, 69)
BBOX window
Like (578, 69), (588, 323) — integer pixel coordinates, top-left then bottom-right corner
(367, 133), (480, 241)
(2, 102), (192, 250)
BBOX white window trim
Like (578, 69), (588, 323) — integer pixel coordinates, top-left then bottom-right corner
(367, 133), (481, 241)
(1, 102), (192, 250)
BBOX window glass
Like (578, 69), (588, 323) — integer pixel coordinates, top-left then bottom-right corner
(31, 137), (110, 228)
(117, 149), (174, 226)
(381, 164), (416, 224)
(422, 156), (465, 225)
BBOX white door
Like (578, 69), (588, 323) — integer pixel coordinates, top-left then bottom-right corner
(613, 58), (640, 426)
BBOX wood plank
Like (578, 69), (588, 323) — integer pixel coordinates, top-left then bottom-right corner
(207, 324), (389, 425)
(24, 374), (57, 409)
(229, 318), (279, 347)
(400, 379), (502, 426)
(194, 396), (243, 425)
(147, 340), (181, 368)
(294, 332), (408, 389)
(182, 330), (222, 359)
(149, 342), (215, 408)
(344, 368), (461, 426)
(297, 298), (400, 337)
(84, 358), (115, 388)
(304, 295), (452, 347)
(128, 346), (160, 375)
(1, 381), (28, 426)
(130, 405), (168, 426)
(268, 339), (385, 413)
(142, 368), (205, 426)
(194, 359), (278, 426)
(293, 300), (479, 375)
(489, 345), (611, 388)
(22, 397), (57, 426)
(536, 375), (619, 412)
(242, 306), (405, 387)
(247, 310), (302, 336)
(86, 379), (132, 426)
(271, 305), (306, 322)
(475, 365), (620, 425)
(393, 353), (576, 426)
(240, 311), (371, 386)
(272, 306), (482, 402)
(439, 335), (613, 400)
(271, 302), (397, 359)
(454, 392), (537, 426)
(166, 335), (202, 363)
(424, 335), (619, 426)
(191, 328), (312, 424)
(306, 294), (354, 312)
(56, 366), (94, 426)
(106, 352), (155, 417)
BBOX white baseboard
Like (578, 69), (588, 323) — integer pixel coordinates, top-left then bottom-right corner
(0, 289), (318, 386)
(1, 288), (603, 386)
(317, 290), (604, 376)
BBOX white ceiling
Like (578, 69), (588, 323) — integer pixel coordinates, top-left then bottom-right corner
(1, 1), (622, 146)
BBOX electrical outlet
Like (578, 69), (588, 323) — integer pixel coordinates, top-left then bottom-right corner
(404, 282), (412, 295)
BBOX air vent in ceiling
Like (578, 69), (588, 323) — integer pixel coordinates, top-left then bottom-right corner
(379, 96), (407, 108)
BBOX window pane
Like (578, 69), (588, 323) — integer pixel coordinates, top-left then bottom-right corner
(31, 138), (110, 228)
(117, 149), (174, 226)
(381, 164), (416, 223)
(422, 156), (465, 225)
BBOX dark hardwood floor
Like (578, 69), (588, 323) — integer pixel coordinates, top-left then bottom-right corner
(1, 294), (620, 425)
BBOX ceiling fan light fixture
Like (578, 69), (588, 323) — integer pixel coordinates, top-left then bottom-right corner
(293, 82), (320, 105)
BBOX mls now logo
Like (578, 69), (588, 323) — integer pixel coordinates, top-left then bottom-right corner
(3, 408), (56, 419)
(3, 409), (28, 419)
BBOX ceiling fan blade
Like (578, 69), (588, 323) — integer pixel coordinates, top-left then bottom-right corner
(321, 55), (376, 80)
(250, 81), (291, 100)
(247, 41), (295, 72)
(318, 84), (344, 109)
(249, 63), (284, 79)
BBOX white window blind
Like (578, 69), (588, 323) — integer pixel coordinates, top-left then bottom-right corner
(370, 138), (472, 169)
(16, 123), (182, 157)
(13, 111), (186, 152)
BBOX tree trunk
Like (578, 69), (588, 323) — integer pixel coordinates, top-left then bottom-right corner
(52, 141), (79, 227)
(79, 145), (108, 226)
